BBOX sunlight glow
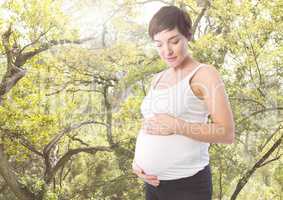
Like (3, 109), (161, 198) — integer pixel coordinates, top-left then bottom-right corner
(136, 2), (165, 25)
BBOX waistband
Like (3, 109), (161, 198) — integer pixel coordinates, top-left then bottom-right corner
(159, 164), (211, 186)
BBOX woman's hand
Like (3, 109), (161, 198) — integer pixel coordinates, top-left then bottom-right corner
(132, 160), (160, 187)
(141, 113), (182, 136)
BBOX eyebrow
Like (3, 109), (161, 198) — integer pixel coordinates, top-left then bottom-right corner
(153, 35), (179, 42)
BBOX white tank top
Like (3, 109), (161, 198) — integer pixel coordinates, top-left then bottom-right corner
(134, 64), (210, 180)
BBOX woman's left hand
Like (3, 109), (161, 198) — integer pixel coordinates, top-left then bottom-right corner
(141, 113), (182, 136)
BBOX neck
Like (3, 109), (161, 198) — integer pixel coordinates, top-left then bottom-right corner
(171, 55), (197, 72)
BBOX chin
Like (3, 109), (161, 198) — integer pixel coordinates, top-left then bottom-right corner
(166, 57), (185, 69)
(168, 61), (181, 68)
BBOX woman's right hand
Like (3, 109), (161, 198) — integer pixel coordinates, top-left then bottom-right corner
(132, 160), (160, 187)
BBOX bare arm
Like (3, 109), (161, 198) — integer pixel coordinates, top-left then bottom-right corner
(143, 65), (235, 144)
(176, 65), (235, 144)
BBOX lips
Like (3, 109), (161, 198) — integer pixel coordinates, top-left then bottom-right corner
(166, 56), (177, 62)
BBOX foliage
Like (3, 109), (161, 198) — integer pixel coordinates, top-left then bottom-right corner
(0, 0), (282, 199)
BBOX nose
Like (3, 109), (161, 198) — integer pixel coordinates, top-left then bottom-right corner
(163, 44), (173, 57)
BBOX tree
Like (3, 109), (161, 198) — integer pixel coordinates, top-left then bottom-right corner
(0, 0), (282, 199)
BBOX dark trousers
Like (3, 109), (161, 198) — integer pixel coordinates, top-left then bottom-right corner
(144, 165), (212, 200)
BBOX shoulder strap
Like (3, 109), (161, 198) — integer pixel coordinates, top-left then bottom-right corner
(187, 64), (207, 81)
(152, 69), (167, 90)
(191, 64), (207, 76)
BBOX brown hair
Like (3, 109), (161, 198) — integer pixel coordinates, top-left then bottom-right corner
(148, 6), (193, 41)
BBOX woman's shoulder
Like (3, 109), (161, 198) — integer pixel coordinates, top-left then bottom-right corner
(190, 63), (224, 98)
(194, 63), (222, 83)
(150, 69), (166, 86)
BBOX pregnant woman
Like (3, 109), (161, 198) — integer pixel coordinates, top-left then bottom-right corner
(132, 5), (235, 200)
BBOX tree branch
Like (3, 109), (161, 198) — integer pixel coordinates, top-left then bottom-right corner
(191, 0), (210, 41)
(237, 107), (283, 124)
(259, 154), (282, 168)
(259, 125), (282, 152)
(44, 146), (112, 184)
(43, 120), (108, 179)
(229, 97), (266, 109)
(0, 183), (7, 193)
(230, 133), (283, 200)
(0, 25), (96, 104)
(103, 86), (115, 146)
(0, 144), (35, 200)
(19, 25), (55, 54)
(68, 134), (90, 147)
(0, 127), (43, 157)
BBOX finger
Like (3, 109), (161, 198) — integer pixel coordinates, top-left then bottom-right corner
(133, 167), (144, 176)
(150, 180), (160, 185)
(132, 163), (143, 174)
(144, 175), (159, 180)
(146, 118), (157, 126)
(132, 164), (158, 180)
(146, 180), (159, 187)
(143, 121), (154, 131)
(146, 125), (160, 133)
(140, 173), (158, 180)
(144, 177), (159, 184)
(147, 180), (160, 187)
(133, 167), (146, 178)
(149, 123), (172, 134)
(138, 173), (159, 186)
(146, 130), (159, 135)
(146, 128), (170, 136)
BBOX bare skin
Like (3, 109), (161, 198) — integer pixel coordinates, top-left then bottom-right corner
(132, 160), (160, 187)
(142, 64), (235, 144)
(132, 27), (235, 186)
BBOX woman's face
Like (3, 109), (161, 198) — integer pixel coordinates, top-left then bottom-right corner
(153, 27), (189, 69)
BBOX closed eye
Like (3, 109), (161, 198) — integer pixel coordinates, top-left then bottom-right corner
(156, 44), (162, 47)
(172, 40), (179, 44)
(154, 39), (179, 47)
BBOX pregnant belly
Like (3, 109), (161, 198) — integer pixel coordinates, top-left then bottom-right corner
(134, 129), (201, 176)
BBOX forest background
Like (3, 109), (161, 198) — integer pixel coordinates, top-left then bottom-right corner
(0, 0), (282, 199)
